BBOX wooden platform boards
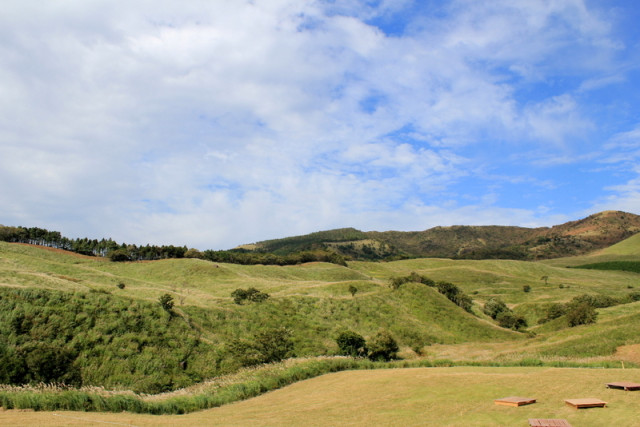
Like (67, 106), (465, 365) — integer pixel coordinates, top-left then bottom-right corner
(528, 419), (572, 427)
(494, 396), (536, 407)
(606, 381), (640, 391)
(564, 398), (607, 409)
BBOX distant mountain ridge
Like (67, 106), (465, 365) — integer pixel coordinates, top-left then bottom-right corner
(245, 210), (640, 261)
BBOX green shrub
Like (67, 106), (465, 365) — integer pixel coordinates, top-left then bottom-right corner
(159, 293), (174, 312)
(17, 343), (81, 386)
(108, 249), (130, 262)
(389, 272), (434, 290)
(539, 303), (566, 324)
(348, 285), (358, 297)
(569, 294), (618, 309)
(566, 302), (597, 327)
(231, 287), (269, 305)
(229, 327), (294, 367)
(496, 312), (527, 331)
(627, 292), (640, 302)
(336, 330), (367, 357)
(231, 288), (248, 304)
(483, 298), (509, 320)
(367, 330), (399, 361)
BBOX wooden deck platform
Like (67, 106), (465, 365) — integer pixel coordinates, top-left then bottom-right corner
(606, 381), (640, 391)
(494, 396), (536, 407)
(564, 398), (607, 409)
(528, 419), (572, 427)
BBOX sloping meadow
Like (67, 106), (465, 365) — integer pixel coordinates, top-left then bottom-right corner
(1, 240), (640, 414)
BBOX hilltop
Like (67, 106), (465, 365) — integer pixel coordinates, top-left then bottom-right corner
(245, 210), (640, 261)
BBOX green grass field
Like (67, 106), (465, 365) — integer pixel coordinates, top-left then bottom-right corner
(2, 367), (638, 426)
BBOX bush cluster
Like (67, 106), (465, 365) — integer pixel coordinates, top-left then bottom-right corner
(335, 330), (398, 361)
(483, 297), (527, 331)
(539, 291), (640, 327)
(389, 272), (434, 289)
(231, 288), (270, 305)
(228, 327), (294, 367)
(204, 249), (348, 267)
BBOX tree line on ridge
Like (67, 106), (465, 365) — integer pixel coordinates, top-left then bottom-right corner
(0, 225), (347, 266)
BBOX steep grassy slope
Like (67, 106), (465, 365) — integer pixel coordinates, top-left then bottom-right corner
(599, 231), (640, 256)
(541, 231), (640, 268)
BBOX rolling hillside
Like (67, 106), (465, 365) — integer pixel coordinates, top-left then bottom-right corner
(1, 223), (640, 414)
(0, 241), (520, 394)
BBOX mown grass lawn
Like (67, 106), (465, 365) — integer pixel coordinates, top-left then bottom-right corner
(2, 366), (639, 426)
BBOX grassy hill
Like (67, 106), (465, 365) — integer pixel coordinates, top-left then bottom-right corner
(0, 242), (520, 394)
(2, 229), (640, 414)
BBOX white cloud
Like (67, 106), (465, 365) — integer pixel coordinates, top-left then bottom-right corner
(0, 0), (634, 248)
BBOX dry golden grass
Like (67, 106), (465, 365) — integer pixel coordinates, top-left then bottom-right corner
(2, 367), (639, 426)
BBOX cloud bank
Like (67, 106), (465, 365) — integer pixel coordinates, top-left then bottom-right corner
(1, 0), (639, 249)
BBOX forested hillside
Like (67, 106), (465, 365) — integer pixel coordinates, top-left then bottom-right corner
(247, 210), (640, 260)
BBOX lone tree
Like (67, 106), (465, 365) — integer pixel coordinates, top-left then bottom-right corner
(159, 293), (174, 312)
(348, 285), (358, 298)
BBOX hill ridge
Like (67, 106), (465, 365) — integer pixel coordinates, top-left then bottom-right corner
(246, 210), (640, 261)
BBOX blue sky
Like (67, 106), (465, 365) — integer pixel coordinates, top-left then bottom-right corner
(2, 0), (640, 249)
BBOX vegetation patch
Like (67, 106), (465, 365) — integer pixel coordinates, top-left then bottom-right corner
(0, 287), (218, 394)
(571, 260), (640, 274)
